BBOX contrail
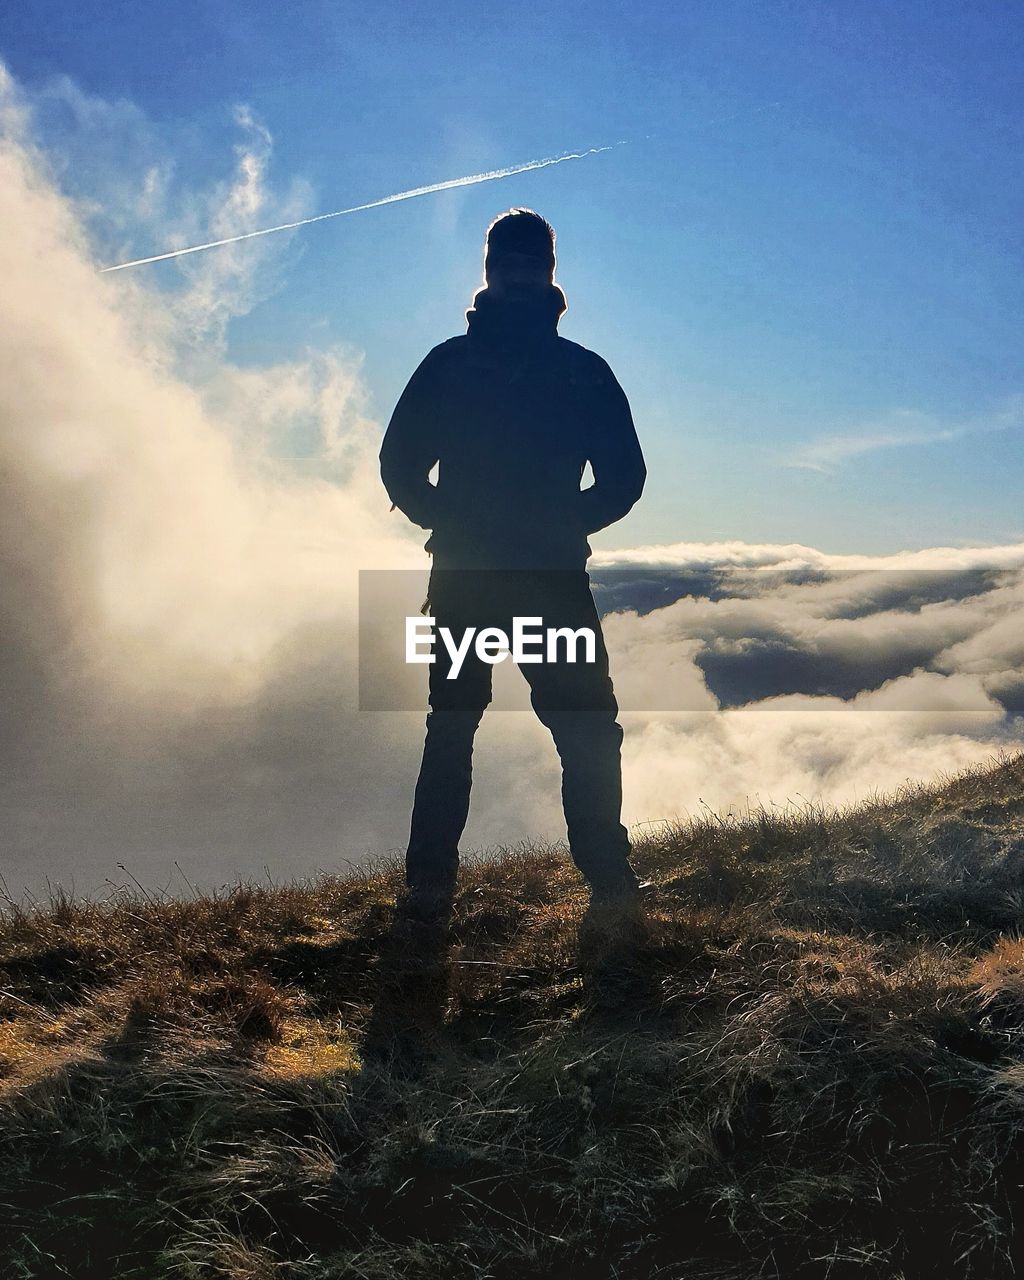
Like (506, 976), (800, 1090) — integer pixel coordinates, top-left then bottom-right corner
(99, 143), (625, 273)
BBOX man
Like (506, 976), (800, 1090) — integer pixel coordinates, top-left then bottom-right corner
(380, 208), (647, 923)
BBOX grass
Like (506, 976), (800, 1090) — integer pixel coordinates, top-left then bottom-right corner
(1, 747), (1023, 1278)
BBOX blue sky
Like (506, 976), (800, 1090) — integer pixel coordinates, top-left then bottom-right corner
(4, 0), (1022, 554)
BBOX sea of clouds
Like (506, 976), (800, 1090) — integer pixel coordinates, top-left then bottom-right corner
(1, 64), (1020, 905)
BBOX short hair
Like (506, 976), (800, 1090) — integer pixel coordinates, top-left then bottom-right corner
(484, 208), (556, 273)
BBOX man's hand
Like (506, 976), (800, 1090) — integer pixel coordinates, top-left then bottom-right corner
(578, 355), (647, 535)
(379, 344), (450, 530)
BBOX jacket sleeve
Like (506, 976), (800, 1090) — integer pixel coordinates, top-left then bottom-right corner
(379, 345), (447, 530)
(578, 355), (647, 535)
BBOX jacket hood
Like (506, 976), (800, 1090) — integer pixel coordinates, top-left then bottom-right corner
(465, 282), (567, 348)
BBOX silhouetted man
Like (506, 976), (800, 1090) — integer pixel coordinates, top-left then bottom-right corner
(380, 208), (646, 921)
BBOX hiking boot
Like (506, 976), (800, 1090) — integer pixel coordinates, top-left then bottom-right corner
(587, 874), (653, 910)
(582, 877), (653, 942)
(397, 879), (457, 926)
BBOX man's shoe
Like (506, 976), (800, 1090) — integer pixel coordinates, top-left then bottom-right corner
(583, 877), (652, 940)
(397, 880), (456, 925)
(588, 875), (653, 909)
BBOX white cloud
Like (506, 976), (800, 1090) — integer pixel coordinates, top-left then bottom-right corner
(592, 539), (1024, 571)
(782, 400), (1024, 474)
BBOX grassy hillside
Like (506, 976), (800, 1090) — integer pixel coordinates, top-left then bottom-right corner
(2, 749), (1024, 1279)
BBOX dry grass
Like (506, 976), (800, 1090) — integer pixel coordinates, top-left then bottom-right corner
(1, 747), (1023, 1278)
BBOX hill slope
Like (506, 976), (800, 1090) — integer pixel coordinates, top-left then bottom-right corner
(2, 749), (1024, 1279)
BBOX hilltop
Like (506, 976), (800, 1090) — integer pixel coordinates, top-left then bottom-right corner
(2, 749), (1024, 1279)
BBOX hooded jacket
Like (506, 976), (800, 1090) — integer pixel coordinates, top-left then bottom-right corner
(379, 282), (646, 570)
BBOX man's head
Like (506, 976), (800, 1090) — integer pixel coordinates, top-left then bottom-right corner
(484, 208), (556, 298)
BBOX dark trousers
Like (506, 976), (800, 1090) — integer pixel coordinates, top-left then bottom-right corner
(406, 568), (639, 894)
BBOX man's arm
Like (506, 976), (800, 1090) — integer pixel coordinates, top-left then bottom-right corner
(578, 355), (647, 535)
(379, 345), (447, 530)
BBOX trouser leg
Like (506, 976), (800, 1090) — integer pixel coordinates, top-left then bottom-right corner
(405, 568), (493, 892)
(406, 707), (484, 891)
(519, 572), (639, 891)
(543, 711), (637, 888)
